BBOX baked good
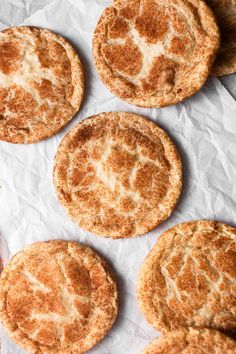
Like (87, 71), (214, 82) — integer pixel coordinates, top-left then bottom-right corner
(206, 0), (236, 75)
(53, 112), (182, 238)
(93, 0), (220, 108)
(137, 220), (236, 333)
(0, 240), (118, 353)
(142, 328), (236, 353)
(0, 26), (84, 144)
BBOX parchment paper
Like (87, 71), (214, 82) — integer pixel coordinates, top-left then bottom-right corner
(0, 1), (236, 353)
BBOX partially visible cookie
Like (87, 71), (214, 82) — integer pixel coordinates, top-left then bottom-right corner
(142, 328), (236, 353)
(0, 240), (118, 354)
(53, 112), (182, 238)
(93, 0), (220, 108)
(0, 251), (3, 351)
(0, 26), (84, 144)
(206, 0), (236, 76)
(137, 220), (236, 333)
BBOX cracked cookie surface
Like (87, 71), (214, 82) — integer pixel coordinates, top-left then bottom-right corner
(93, 0), (220, 108)
(137, 220), (236, 333)
(142, 328), (236, 353)
(0, 26), (84, 144)
(0, 240), (118, 353)
(206, 0), (236, 76)
(53, 112), (182, 238)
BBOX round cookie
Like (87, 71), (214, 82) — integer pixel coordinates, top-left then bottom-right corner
(142, 328), (236, 354)
(93, 0), (220, 108)
(137, 220), (236, 333)
(0, 26), (84, 144)
(0, 240), (118, 354)
(206, 0), (236, 75)
(53, 112), (182, 238)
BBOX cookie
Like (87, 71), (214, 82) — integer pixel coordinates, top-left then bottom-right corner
(0, 26), (84, 144)
(92, 0), (220, 108)
(142, 328), (236, 353)
(53, 112), (182, 238)
(0, 240), (118, 353)
(137, 220), (236, 333)
(206, 0), (236, 75)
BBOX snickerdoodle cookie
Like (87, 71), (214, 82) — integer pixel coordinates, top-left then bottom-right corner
(0, 26), (84, 143)
(0, 240), (118, 353)
(53, 112), (182, 238)
(142, 328), (236, 353)
(93, 0), (220, 107)
(138, 220), (236, 333)
(206, 0), (236, 75)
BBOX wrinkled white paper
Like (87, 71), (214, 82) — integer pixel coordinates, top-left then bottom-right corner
(0, 0), (236, 353)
